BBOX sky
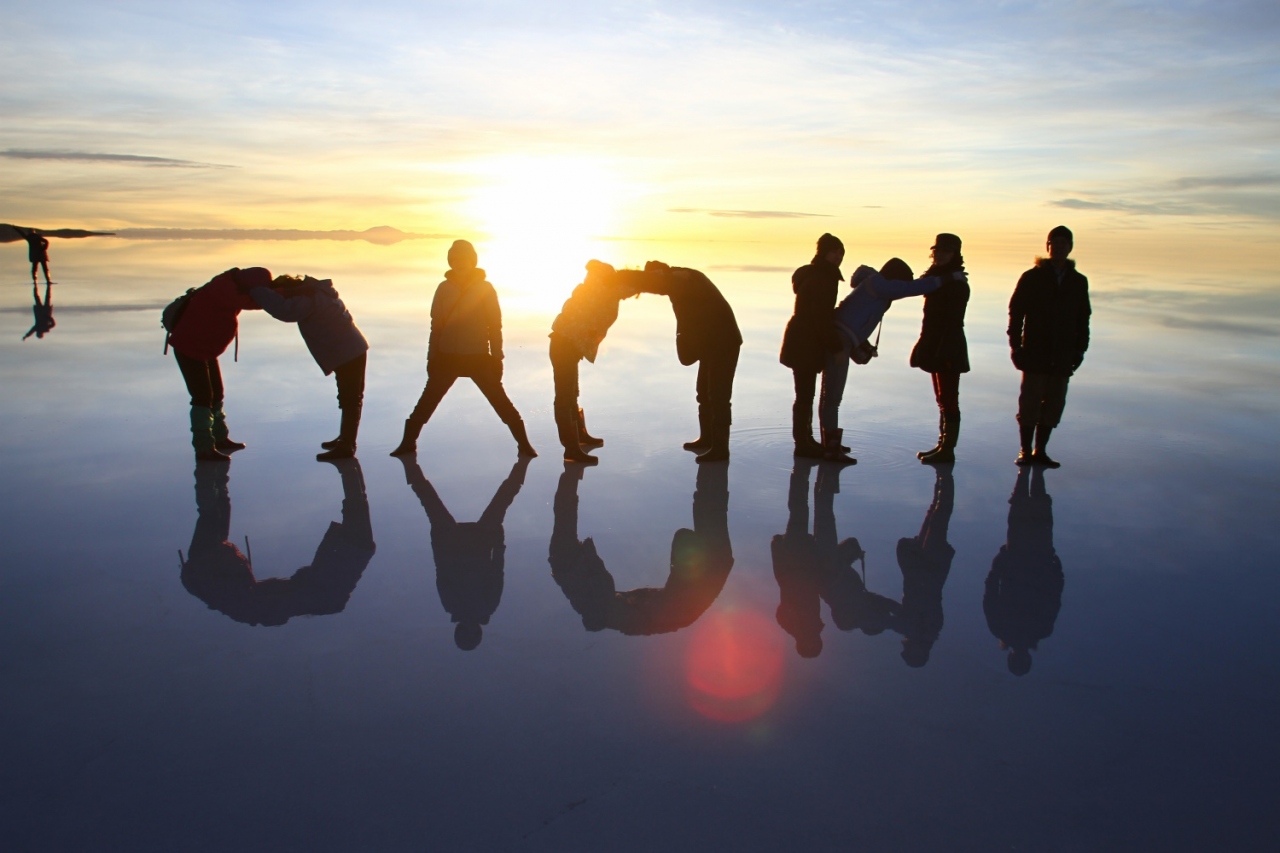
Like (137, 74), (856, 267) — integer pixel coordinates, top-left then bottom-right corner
(2, 0), (1279, 287)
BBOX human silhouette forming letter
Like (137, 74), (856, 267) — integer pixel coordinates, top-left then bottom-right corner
(399, 456), (530, 650)
(180, 460), (376, 626)
(984, 466), (1065, 676)
(549, 463), (733, 634)
(22, 281), (55, 340)
(893, 467), (957, 668)
(911, 234), (970, 464)
(14, 226), (51, 285)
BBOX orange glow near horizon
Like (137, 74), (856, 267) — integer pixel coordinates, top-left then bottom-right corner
(684, 609), (786, 724)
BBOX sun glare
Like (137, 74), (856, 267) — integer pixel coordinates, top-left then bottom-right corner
(685, 609), (786, 724)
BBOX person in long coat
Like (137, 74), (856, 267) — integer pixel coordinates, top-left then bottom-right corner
(780, 233), (847, 459)
(15, 226), (51, 285)
(893, 467), (956, 667)
(391, 240), (536, 458)
(1008, 225), (1091, 467)
(911, 233), (970, 464)
(623, 261), (743, 462)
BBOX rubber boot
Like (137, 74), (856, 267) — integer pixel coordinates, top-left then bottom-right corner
(683, 409), (712, 452)
(1015, 423), (1036, 466)
(211, 406), (246, 453)
(1032, 424), (1060, 468)
(793, 403), (825, 459)
(923, 411), (959, 465)
(508, 417), (539, 458)
(557, 404), (597, 465)
(191, 405), (230, 462)
(390, 418), (423, 457)
(822, 427), (857, 465)
(577, 408), (604, 448)
(317, 405), (360, 460)
(695, 420), (730, 464)
(918, 412), (945, 460)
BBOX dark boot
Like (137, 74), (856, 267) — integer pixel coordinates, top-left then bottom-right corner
(509, 417), (539, 458)
(1032, 424), (1060, 468)
(918, 412), (945, 460)
(557, 404), (597, 465)
(923, 411), (959, 465)
(695, 420), (730, 464)
(822, 427), (857, 465)
(211, 406), (246, 453)
(793, 403), (824, 459)
(684, 409), (712, 452)
(317, 405), (360, 460)
(191, 405), (230, 462)
(390, 418), (423, 457)
(577, 408), (604, 448)
(1015, 423), (1036, 466)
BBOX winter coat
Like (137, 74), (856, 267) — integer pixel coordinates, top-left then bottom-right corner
(550, 278), (622, 363)
(26, 233), (49, 263)
(834, 270), (942, 348)
(1008, 259), (1091, 376)
(910, 276), (970, 374)
(779, 260), (843, 373)
(168, 267), (270, 361)
(429, 268), (503, 360)
(251, 279), (369, 375)
(664, 268), (743, 365)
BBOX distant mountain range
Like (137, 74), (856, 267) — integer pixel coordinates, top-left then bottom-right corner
(2, 224), (436, 245)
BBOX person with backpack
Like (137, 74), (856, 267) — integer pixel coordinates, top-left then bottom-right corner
(911, 234), (970, 464)
(390, 240), (536, 458)
(248, 275), (370, 460)
(165, 267), (273, 461)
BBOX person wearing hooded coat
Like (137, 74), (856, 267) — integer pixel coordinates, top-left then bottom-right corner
(780, 234), (847, 459)
(167, 266), (273, 461)
(250, 275), (369, 460)
(911, 233), (970, 464)
(391, 240), (536, 458)
(892, 467), (956, 668)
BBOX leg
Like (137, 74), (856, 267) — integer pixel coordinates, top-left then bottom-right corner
(470, 360), (537, 457)
(206, 358), (244, 453)
(30, 263), (38, 285)
(684, 359), (714, 452)
(551, 335), (595, 464)
(1032, 375), (1070, 468)
(318, 353), (367, 460)
(1015, 372), (1044, 465)
(922, 372), (961, 465)
(792, 370), (822, 458)
(695, 345), (739, 463)
(918, 374), (948, 459)
(819, 349), (855, 465)
(391, 367), (458, 456)
(175, 351), (227, 461)
(40, 260), (51, 285)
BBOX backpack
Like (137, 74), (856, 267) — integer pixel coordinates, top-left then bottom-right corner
(161, 287), (198, 354)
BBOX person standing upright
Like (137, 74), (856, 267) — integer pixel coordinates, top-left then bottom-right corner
(1008, 226), (1091, 467)
(16, 226), (51, 285)
(391, 240), (536, 458)
(911, 233), (970, 464)
(780, 234), (846, 459)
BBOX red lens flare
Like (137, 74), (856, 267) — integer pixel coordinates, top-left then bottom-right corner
(684, 609), (785, 723)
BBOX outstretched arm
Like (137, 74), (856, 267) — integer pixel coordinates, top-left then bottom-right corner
(401, 458), (456, 528)
(250, 286), (312, 323)
(479, 457), (531, 527)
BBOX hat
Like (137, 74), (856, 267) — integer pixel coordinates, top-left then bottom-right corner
(447, 239), (478, 270)
(932, 233), (962, 253)
(1048, 225), (1073, 243)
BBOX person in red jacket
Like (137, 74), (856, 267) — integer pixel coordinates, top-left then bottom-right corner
(166, 267), (273, 461)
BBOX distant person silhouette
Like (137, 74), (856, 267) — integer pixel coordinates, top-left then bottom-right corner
(180, 459), (376, 626)
(391, 240), (536, 458)
(22, 281), (55, 340)
(547, 260), (644, 464)
(828, 258), (970, 465)
(1009, 225), (1091, 467)
(15, 226), (51, 285)
(911, 234), (970, 464)
(781, 234), (846, 461)
(620, 261), (742, 463)
(167, 267), (272, 461)
(549, 463), (734, 634)
(984, 466), (1064, 675)
(250, 275), (369, 460)
(893, 467), (957, 668)
(399, 455), (530, 650)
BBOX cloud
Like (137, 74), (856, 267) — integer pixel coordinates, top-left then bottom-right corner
(1, 149), (229, 168)
(1171, 173), (1280, 190)
(706, 264), (792, 272)
(669, 208), (830, 219)
(110, 226), (439, 245)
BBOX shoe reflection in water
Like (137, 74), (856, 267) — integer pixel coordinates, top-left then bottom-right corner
(984, 466), (1064, 676)
(893, 467), (957, 667)
(400, 456), (530, 650)
(180, 460), (376, 626)
(550, 463), (734, 635)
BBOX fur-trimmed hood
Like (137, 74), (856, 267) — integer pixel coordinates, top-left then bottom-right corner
(1034, 257), (1076, 270)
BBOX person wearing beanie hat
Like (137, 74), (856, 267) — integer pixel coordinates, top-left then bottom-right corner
(390, 240), (537, 458)
(780, 234), (847, 460)
(911, 233), (970, 464)
(1008, 226), (1091, 467)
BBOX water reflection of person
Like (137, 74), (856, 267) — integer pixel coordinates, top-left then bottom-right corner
(984, 466), (1064, 676)
(180, 460), (376, 626)
(894, 468), (956, 667)
(22, 281), (55, 340)
(400, 456), (530, 650)
(549, 463), (733, 635)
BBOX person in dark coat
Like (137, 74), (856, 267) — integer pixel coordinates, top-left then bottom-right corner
(400, 456), (529, 650)
(180, 459), (376, 626)
(984, 466), (1064, 676)
(780, 233), (846, 459)
(1009, 225), (1091, 467)
(22, 281), (55, 340)
(250, 275), (370, 460)
(911, 234), (970, 464)
(621, 261), (743, 462)
(167, 267), (273, 461)
(892, 467), (956, 668)
(549, 463), (733, 635)
(391, 240), (536, 459)
(15, 226), (51, 285)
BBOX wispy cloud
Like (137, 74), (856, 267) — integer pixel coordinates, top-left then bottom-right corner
(707, 264), (792, 272)
(111, 226), (439, 245)
(669, 208), (830, 219)
(1, 149), (229, 168)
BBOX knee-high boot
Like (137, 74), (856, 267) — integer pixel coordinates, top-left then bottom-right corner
(191, 405), (230, 462)
(793, 403), (824, 458)
(508, 417), (538, 458)
(390, 418), (424, 457)
(918, 411), (945, 460)
(318, 405), (361, 460)
(923, 411), (959, 465)
(557, 404), (597, 465)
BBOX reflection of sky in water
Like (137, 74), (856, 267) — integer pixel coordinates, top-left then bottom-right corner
(2, 241), (1279, 849)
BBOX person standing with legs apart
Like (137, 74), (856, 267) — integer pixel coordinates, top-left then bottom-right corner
(781, 234), (847, 460)
(391, 240), (536, 458)
(1009, 226), (1091, 467)
(911, 234), (970, 464)
(166, 267), (272, 462)
(16, 226), (51, 285)
(249, 275), (370, 461)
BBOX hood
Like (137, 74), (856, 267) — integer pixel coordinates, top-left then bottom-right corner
(1035, 257), (1075, 270)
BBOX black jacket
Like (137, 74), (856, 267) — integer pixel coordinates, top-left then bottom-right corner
(1008, 260), (1091, 376)
(910, 277), (970, 374)
(667, 268), (742, 365)
(780, 260), (844, 373)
